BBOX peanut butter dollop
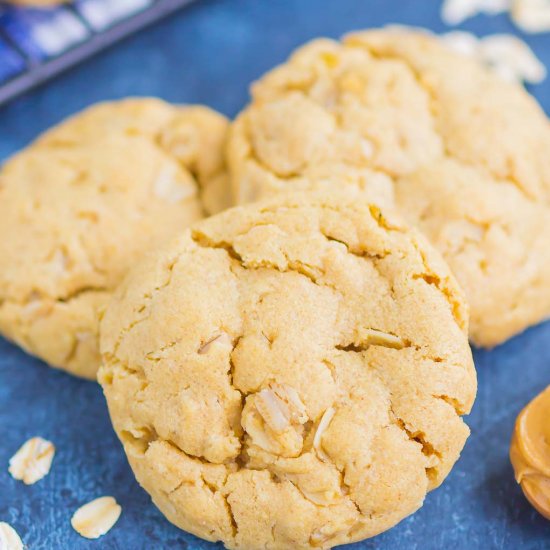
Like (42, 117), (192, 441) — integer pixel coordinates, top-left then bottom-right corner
(510, 385), (550, 520)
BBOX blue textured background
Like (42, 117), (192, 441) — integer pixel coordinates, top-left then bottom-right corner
(1, 1), (550, 548)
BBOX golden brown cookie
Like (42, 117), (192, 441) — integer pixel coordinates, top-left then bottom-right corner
(99, 192), (476, 549)
(228, 28), (550, 348)
(0, 98), (228, 379)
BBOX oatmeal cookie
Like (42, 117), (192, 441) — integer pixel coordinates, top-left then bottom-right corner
(228, 28), (550, 347)
(0, 98), (228, 378)
(99, 192), (476, 548)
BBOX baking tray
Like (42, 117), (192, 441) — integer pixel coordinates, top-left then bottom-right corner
(0, 0), (196, 107)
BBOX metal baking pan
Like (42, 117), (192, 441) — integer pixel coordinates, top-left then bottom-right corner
(0, 0), (196, 107)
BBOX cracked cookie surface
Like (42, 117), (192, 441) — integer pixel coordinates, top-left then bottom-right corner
(228, 28), (550, 347)
(0, 98), (229, 379)
(99, 193), (476, 549)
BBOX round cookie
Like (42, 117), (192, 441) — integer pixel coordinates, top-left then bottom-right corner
(228, 28), (550, 348)
(99, 193), (476, 549)
(0, 98), (228, 379)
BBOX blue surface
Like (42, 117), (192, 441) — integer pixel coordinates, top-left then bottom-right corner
(0, 36), (25, 82)
(1, 1), (550, 548)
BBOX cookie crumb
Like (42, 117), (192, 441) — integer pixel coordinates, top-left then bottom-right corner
(71, 496), (122, 539)
(9, 437), (55, 485)
(0, 522), (24, 550)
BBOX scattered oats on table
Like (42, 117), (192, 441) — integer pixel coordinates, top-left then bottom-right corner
(0, 522), (24, 550)
(8, 436), (55, 485)
(441, 0), (511, 25)
(71, 496), (122, 539)
(441, 31), (547, 84)
(511, 0), (550, 33)
(442, 0), (550, 33)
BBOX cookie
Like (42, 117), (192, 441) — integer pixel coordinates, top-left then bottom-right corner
(227, 28), (550, 347)
(99, 193), (476, 549)
(0, 98), (228, 379)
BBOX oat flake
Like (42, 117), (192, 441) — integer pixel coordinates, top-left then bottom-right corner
(8, 437), (55, 485)
(0, 523), (24, 550)
(71, 496), (122, 539)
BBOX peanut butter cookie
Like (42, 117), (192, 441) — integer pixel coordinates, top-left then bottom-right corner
(0, 98), (228, 379)
(228, 28), (550, 347)
(99, 193), (476, 549)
